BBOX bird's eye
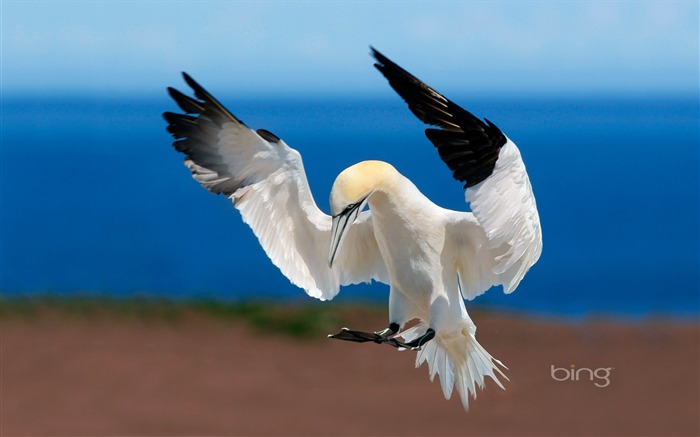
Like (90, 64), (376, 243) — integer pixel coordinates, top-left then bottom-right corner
(346, 203), (357, 210)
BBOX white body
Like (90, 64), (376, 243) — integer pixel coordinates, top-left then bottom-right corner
(367, 176), (468, 330)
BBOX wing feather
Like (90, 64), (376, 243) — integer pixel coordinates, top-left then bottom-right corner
(164, 73), (388, 300)
(372, 47), (505, 187)
(466, 140), (542, 293)
(372, 49), (541, 297)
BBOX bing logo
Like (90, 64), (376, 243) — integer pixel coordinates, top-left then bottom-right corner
(550, 364), (613, 388)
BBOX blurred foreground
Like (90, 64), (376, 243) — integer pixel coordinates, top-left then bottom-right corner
(2, 298), (698, 436)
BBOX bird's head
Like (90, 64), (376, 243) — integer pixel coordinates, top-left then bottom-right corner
(328, 160), (397, 267)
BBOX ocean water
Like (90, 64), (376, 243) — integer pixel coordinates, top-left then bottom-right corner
(1, 94), (698, 318)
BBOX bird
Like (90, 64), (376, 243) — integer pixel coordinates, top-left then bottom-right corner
(163, 47), (542, 410)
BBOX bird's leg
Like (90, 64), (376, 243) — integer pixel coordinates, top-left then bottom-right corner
(383, 328), (436, 350)
(327, 323), (400, 344)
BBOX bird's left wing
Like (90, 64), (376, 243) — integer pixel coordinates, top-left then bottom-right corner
(372, 48), (542, 297)
(164, 73), (388, 300)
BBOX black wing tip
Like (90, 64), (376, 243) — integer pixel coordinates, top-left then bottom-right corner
(166, 86), (183, 100)
(179, 72), (213, 104)
(370, 48), (509, 189)
(369, 46), (391, 67)
(181, 71), (197, 88)
(162, 111), (180, 123)
(166, 86), (184, 104)
(181, 72), (206, 98)
(370, 47), (406, 81)
(167, 86), (205, 114)
(370, 48), (402, 77)
(165, 73), (202, 108)
(168, 71), (246, 126)
(369, 46), (381, 61)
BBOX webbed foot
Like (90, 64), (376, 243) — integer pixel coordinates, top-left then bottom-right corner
(327, 327), (383, 343)
(328, 324), (435, 350)
(328, 323), (400, 344)
(382, 328), (436, 350)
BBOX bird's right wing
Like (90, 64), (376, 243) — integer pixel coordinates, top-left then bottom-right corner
(372, 48), (542, 296)
(465, 140), (542, 294)
(164, 73), (388, 300)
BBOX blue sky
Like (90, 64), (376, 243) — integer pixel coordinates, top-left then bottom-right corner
(2, 1), (698, 97)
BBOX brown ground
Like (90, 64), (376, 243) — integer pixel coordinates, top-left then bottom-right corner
(2, 308), (698, 436)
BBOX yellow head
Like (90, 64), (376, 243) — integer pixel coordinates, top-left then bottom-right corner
(328, 160), (399, 266)
(329, 160), (398, 216)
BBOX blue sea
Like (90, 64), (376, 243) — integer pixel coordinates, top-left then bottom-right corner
(1, 93), (698, 318)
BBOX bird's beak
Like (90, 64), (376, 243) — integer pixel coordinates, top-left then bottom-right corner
(328, 199), (367, 267)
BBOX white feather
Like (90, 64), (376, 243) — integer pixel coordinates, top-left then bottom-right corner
(465, 139), (543, 294)
(229, 140), (389, 300)
(400, 319), (506, 411)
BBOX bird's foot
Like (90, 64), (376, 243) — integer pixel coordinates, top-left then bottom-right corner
(382, 328), (436, 350)
(327, 327), (384, 343)
(328, 324), (435, 350)
(328, 322), (400, 344)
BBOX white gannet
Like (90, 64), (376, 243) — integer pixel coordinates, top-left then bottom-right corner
(163, 47), (542, 410)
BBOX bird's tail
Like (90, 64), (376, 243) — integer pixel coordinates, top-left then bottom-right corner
(399, 321), (508, 410)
